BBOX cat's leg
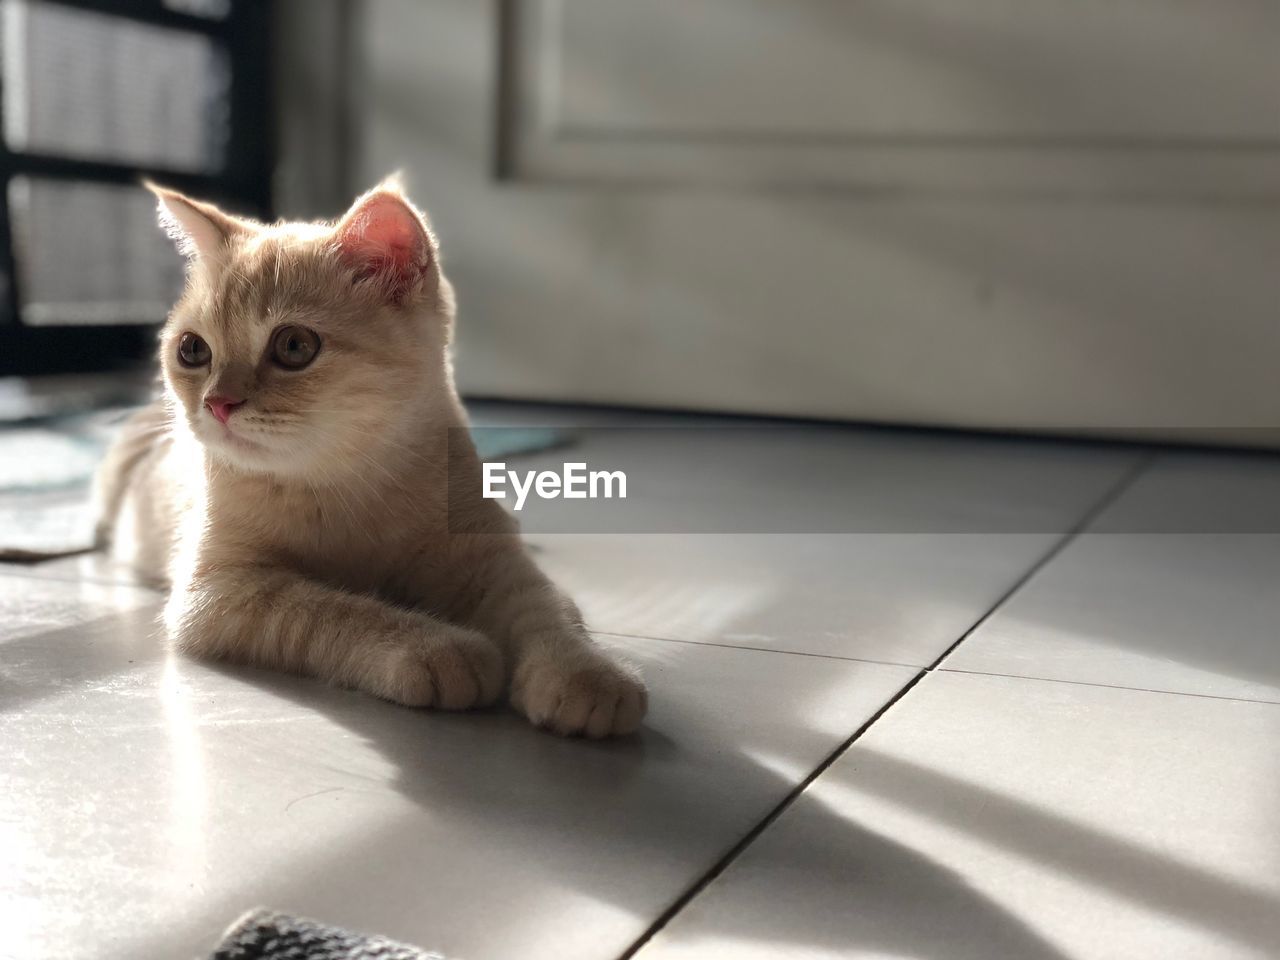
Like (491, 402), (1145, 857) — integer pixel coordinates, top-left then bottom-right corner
(168, 567), (504, 709)
(461, 547), (647, 738)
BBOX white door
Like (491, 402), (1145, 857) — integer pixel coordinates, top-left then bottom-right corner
(345, 0), (1280, 442)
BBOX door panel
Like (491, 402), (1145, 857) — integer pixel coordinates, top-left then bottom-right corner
(345, 0), (1280, 441)
(540, 0), (1277, 139)
(508, 0), (1280, 196)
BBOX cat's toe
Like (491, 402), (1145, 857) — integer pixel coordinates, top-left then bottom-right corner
(513, 655), (647, 738)
(389, 629), (505, 710)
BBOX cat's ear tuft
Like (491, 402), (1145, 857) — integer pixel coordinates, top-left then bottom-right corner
(335, 181), (434, 302)
(145, 181), (244, 263)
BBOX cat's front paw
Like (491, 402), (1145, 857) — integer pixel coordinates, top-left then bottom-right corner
(511, 651), (647, 738)
(382, 627), (505, 711)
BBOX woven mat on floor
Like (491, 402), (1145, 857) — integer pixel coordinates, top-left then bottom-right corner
(209, 909), (449, 960)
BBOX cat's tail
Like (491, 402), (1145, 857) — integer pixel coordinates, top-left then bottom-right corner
(90, 400), (171, 551)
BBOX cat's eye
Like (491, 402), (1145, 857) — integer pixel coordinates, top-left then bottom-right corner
(270, 325), (322, 370)
(176, 332), (212, 368)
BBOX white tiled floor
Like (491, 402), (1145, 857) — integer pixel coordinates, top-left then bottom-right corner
(517, 421), (1143, 665)
(3, 406), (1279, 959)
(2, 616), (917, 960)
(636, 672), (1280, 960)
(532, 532), (1083, 665)
(944, 453), (1280, 703)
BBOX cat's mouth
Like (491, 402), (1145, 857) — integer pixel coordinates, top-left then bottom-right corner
(220, 430), (264, 451)
(200, 417), (268, 456)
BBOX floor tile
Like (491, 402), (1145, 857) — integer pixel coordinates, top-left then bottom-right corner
(1, 609), (918, 960)
(0, 552), (153, 589)
(535, 533), (1074, 666)
(501, 416), (1141, 665)
(0, 571), (158, 645)
(944, 453), (1280, 701)
(504, 416), (1139, 538)
(635, 671), (1280, 960)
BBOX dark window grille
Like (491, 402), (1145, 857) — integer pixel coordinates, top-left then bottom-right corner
(0, 0), (272, 375)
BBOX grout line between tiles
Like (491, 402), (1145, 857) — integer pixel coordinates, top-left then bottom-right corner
(938, 666), (1280, 708)
(925, 451), (1156, 674)
(0, 566), (158, 593)
(615, 666), (929, 960)
(616, 452), (1157, 960)
(594, 630), (919, 670)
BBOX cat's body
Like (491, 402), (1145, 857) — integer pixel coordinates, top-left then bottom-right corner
(94, 180), (645, 737)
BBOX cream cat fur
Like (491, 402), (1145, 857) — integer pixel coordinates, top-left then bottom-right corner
(94, 180), (646, 738)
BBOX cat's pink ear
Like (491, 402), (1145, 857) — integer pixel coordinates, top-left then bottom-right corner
(146, 182), (245, 263)
(335, 181), (434, 302)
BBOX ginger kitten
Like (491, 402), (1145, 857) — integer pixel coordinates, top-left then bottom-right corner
(94, 179), (646, 738)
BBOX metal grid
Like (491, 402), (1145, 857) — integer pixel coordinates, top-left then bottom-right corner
(0, 0), (272, 375)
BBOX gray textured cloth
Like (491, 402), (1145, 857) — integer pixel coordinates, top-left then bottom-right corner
(208, 910), (448, 960)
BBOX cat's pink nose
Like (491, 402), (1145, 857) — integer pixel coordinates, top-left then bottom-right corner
(204, 394), (246, 425)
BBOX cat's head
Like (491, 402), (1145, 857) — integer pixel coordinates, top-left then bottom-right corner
(150, 178), (455, 477)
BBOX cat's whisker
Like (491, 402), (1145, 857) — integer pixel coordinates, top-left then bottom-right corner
(310, 462), (361, 530)
(117, 424), (173, 439)
(333, 447), (407, 512)
(333, 437), (409, 485)
(306, 427), (404, 512)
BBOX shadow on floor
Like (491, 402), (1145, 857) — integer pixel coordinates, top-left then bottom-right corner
(117, 657), (1086, 960)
